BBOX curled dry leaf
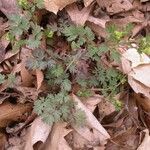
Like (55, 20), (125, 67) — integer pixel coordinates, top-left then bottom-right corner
(41, 122), (72, 150)
(129, 65), (150, 88)
(121, 48), (150, 98)
(24, 117), (52, 150)
(72, 94), (110, 146)
(122, 48), (150, 68)
(0, 102), (32, 128)
(137, 129), (150, 150)
(128, 75), (150, 98)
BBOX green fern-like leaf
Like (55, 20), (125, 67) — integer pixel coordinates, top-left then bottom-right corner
(72, 109), (86, 127)
(138, 35), (150, 55)
(34, 0), (44, 9)
(27, 23), (43, 49)
(63, 25), (95, 50)
(9, 14), (30, 36)
(61, 79), (72, 92)
(34, 92), (73, 125)
(0, 74), (5, 84)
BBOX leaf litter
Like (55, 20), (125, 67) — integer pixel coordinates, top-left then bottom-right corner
(0, 0), (149, 149)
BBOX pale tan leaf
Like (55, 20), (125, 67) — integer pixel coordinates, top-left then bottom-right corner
(84, 94), (103, 112)
(140, 0), (150, 2)
(24, 117), (52, 150)
(72, 131), (89, 149)
(36, 69), (44, 90)
(129, 65), (150, 87)
(72, 94), (110, 145)
(66, 3), (92, 26)
(122, 48), (150, 68)
(0, 0), (21, 17)
(137, 129), (150, 150)
(121, 48), (150, 97)
(128, 75), (150, 98)
(44, 0), (77, 14)
(84, 0), (94, 7)
(121, 56), (131, 74)
(98, 99), (115, 119)
(42, 122), (72, 150)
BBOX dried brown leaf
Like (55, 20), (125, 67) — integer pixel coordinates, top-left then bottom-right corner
(96, 0), (133, 14)
(88, 16), (109, 28)
(128, 74), (150, 98)
(122, 48), (150, 68)
(66, 3), (92, 26)
(129, 65), (150, 88)
(132, 21), (148, 37)
(122, 48), (150, 98)
(24, 117), (52, 150)
(84, 0), (94, 7)
(0, 102), (32, 127)
(20, 63), (33, 87)
(15, 86), (39, 101)
(86, 21), (107, 38)
(44, 0), (77, 14)
(84, 94), (103, 112)
(135, 94), (150, 112)
(72, 94), (110, 145)
(41, 122), (72, 150)
(0, 0), (20, 17)
(98, 99), (115, 119)
(137, 129), (150, 150)
(0, 133), (6, 150)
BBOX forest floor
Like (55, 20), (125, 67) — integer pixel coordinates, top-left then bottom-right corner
(0, 0), (150, 149)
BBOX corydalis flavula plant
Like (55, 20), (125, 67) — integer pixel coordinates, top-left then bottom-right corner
(8, 0), (131, 125)
(34, 92), (86, 126)
(7, 0), (45, 51)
